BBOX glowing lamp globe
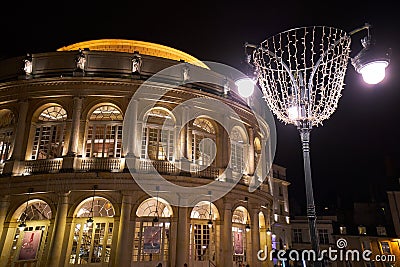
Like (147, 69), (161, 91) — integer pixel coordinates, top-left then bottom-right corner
(235, 77), (255, 98)
(359, 61), (388, 84)
(351, 36), (390, 85)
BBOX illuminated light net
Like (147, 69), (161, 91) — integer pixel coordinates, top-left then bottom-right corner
(253, 26), (351, 126)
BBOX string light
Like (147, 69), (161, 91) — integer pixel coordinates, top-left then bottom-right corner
(153, 186), (160, 223)
(87, 185), (97, 226)
(207, 191), (213, 228)
(245, 197), (250, 232)
(18, 188), (33, 231)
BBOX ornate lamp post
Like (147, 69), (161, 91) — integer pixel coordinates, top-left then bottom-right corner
(240, 23), (389, 265)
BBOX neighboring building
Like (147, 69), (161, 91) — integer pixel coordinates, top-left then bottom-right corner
(290, 201), (400, 267)
(270, 165), (291, 251)
(331, 223), (400, 267)
(291, 215), (336, 266)
(387, 190), (400, 237)
(0, 39), (280, 267)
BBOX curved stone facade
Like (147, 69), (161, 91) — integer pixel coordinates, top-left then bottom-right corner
(0, 40), (282, 267)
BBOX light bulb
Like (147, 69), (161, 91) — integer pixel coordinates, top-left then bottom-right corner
(235, 78), (255, 98)
(86, 217), (93, 227)
(18, 221), (26, 231)
(288, 106), (300, 120)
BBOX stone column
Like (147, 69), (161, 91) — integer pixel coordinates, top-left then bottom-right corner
(176, 206), (189, 267)
(11, 100), (29, 161)
(187, 124), (192, 162)
(67, 97), (83, 156)
(115, 194), (132, 266)
(266, 209), (273, 267)
(179, 106), (190, 174)
(47, 192), (70, 267)
(0, 195), (10, 251)
(124, 100), (139, 171)
(248, 127), (255, 175)
(169, 215), (178, 267)
(62, 97), (83, 171)
(221, 200), (233, 267)
(180, 106), (188, 159)
(251, 208), (261, 267)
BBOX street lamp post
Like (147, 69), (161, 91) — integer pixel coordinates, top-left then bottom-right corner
(239, 23), (390, 266)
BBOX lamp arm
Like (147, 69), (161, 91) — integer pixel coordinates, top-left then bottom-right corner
(348, 23), (371, 36)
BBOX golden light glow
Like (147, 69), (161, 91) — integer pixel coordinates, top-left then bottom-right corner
(57, 39), (208, 69)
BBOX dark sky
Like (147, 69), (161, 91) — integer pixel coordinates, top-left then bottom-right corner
(1, 1), (400, 214)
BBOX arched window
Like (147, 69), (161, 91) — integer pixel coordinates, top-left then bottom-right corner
(31, 106), (67, 160)
(133, 197), (172, 263)
(69, 197), (115, 265)
(232, 206), (250, 264)
(192, 118), (216, 166)
(17, 200), (52, 222)
(85, 105), (123, 158)
(230, 127), (246, 173)
(8, 199), (52, 264)
(136, 197), (172, 218)
(141, 108), (174, 161)
(0, 109), (15, 163)
(190, 201), (219, 264)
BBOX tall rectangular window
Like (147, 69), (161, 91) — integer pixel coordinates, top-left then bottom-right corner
(318, 229), (329, 245)
(293, 228), (303, 243)
(194, 224), (210, 261)
(380, 241), (391, 254)
(141, 127), (174, 161)
(85, 124), (122, 158)
(0, 130), (13, 162)
(31, 125), (65, 160)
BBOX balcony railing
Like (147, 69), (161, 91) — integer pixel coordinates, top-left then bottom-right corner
(24, 158), (63, 174)
(138, 159), (178, 175)
(18, 158), (252, 185)
(190, 164), (221, 179)
(79, 157), (124, 172)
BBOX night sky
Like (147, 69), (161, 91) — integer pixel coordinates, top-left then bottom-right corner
(1, 0), (400, 214)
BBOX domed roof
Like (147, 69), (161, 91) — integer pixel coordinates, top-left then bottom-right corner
(57, 39), (208, 69)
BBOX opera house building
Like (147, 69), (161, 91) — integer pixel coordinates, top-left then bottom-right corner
(0, 40), (289, 267)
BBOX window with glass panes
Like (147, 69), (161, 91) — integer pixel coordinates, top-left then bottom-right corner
(232, 207), (249, 263)
(293, 228), (303, 243)
(69, 197), (115, 265)
(0, 110), (15, 163)
(190, 202), (217, 262)
(31, 106), (67, 160)
(141, 109), (174, 161)
(380, 241), (391, 254)
(132, 221), (170, 262)
(9, 200), (52, 265)
(85, 105), (123, 158)
(230, 128), (245, 173)
(133, 198), (172, 263)
(193, 224), (210, 261)
(192, 118), (216, 166)
(318, 229), (329, 245)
